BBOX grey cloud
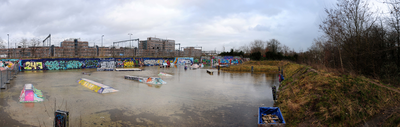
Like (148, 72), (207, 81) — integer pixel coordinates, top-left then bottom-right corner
(251, 24), (270, 31)
(0, 0), (342, 51)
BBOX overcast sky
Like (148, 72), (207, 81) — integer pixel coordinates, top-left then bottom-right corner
(0, 0), (388, 52)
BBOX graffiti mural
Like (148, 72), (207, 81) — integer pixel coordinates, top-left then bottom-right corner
(99, 61), (115, 68)
(67, 61), (83, 69)
(19, 57), (179, 71)
(115, 59), (124, 68)
(42, 60), (83, 70)
(199, 56), (247, 66)
(200, 56), (211, 65)
(135, 58), (144, 66)
(173, 57), (194, 65)
(83, 60), (99, 68)
(24, 61), (43, 70)
(123, 59), (135, 68)
(142, 58), (173, 66)
(44, 61), (61, 70)
(0, 59), (19, 62)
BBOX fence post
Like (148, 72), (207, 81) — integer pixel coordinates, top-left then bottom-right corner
(14, 64), (16, 76)
(6, 70), (9, 84)
(0, 71), (2, 90)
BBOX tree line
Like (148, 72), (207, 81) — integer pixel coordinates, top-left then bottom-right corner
(226, 0), (399, 85)
(298, 0), (400, 85)
(224, 39), (298, 61)
(0, 37), (49, 57)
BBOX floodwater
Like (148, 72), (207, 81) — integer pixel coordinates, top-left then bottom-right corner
(0, 66), (279, 127)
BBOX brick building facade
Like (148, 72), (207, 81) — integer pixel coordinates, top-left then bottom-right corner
(0, 37), (201, 58)
(138, 37), (176, 57)
(183, 47), (202, 57)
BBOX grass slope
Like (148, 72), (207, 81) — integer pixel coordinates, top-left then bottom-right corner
(221, 61), (286, 72)
(276, 63), (400, 126)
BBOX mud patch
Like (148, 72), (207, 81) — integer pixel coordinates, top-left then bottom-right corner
(0, 99), (35, 126)
(94, 109), (172, 126)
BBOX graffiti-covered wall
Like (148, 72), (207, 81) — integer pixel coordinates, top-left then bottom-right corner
(20, 58), (174, 71)
(143, 58), (174, 66)
(200, 56), (249, 66)
(173, 57), (194, 65)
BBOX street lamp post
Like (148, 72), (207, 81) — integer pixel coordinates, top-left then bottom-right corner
(128, 33), (132, 57)
(101, 35), (104, 47)
(7, 34), (9, 58)
(101, 35), (104, 57)
(128, 33), (132, 48)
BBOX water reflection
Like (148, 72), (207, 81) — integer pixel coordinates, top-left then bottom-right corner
(0, 66), (279, 126)
(146, 84), (162, 88)
(24, 103), (34, 108)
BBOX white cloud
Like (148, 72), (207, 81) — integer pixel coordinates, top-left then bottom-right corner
(0, 0), (388, 52)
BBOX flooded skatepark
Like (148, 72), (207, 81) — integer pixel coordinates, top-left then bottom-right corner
(0, 66), (278, 126)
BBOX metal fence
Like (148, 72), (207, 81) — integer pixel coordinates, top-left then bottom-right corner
(0, 63), (20, 90)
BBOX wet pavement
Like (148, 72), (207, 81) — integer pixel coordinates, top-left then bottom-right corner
(0, 66), (279, 127)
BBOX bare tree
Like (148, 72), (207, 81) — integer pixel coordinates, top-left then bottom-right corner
(308, 37), (326, 65)
(19, 38), (29, 48)
(282, 44), (290, 56)
(320, 0), (376, 72)
(250, 40), (264, 53)
(238, 44), (250, 54)
(385, 0), (400, 68)
(30, 38), (41, 58)
(0, 38), (5, 49)
(266, 39), (281, 54)
(18, 38), (29, 58)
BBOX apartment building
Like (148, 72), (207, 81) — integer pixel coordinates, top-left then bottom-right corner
(60, 38), (89, 57)
(183, 47), (202, 57)
(0, 37), (202, 58)
(138, 37), (175, 56)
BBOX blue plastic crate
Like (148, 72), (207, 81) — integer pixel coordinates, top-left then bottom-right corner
(258, 107), (286, 125)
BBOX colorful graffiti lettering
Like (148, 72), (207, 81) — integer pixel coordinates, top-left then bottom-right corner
(78, 79), (102, 93)
(144, 60), (157, 66)
(116, 59), (124, 68)
(20, 58), (177, 71)
(24, 62), (43, 70)
(45, 61), (60, 70)
(66, 61), (82, 69)
(84, 60), (98, 68)
(174, 57), (194, 65)
(135, 58), (144, 66)
(124, 60), (135, 68)
(100, 61), (115, 68)
(43, 60), (82, 70)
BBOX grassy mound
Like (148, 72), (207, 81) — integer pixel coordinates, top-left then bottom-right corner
(221, 60), (288, 72)
(276, 63), (400, 126)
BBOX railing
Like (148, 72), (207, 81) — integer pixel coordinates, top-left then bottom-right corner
(0, 63), (20, 90)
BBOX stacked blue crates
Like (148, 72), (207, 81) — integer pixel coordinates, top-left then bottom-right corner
(258, 107), (286, 126)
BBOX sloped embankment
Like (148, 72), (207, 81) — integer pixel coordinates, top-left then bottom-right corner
(276, 63), (400, 126)
(221, 61), (288, 72)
